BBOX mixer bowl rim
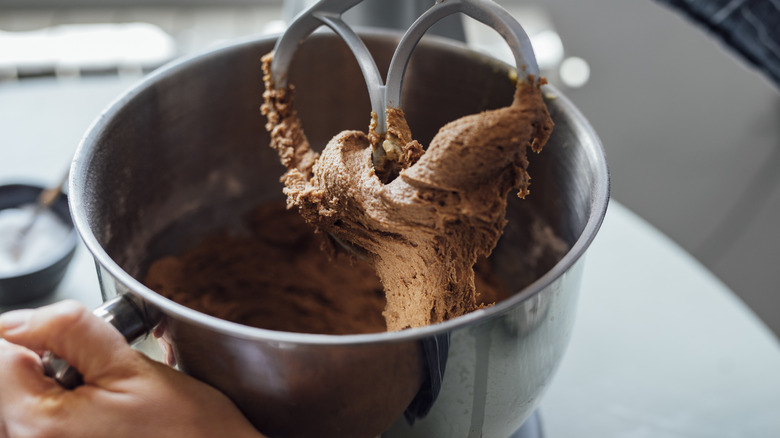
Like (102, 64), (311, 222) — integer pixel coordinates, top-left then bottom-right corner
(69, 30), (610, 346)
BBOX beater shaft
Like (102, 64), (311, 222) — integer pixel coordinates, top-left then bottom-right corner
(270, 0), (539, 167)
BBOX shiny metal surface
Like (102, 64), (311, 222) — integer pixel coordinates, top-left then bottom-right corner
(70, 31), (608, 438)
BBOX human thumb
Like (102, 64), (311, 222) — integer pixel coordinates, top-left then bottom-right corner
(0, 300), (138, 386)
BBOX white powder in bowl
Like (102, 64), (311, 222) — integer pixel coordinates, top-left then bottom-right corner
(0, 205), (72, 276)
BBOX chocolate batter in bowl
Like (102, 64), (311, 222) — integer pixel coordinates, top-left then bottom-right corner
(69, 31), (608, 438)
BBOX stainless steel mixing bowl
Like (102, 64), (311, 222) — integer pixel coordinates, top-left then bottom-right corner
(70, 31), (608, 438)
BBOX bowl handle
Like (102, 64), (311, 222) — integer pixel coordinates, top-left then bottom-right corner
(41, 294), (159, 389)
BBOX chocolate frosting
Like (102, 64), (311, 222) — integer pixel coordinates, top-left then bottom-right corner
(262, 53), (553, 330)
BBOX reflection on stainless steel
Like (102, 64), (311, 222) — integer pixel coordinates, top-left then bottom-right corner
(70, 32), (608, 438)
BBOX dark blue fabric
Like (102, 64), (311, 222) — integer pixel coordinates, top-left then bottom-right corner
(655, 0), (780, 90)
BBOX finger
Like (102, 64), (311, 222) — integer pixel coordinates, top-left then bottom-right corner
(0, 300), (138, 386)
(0, 339), (58, 398)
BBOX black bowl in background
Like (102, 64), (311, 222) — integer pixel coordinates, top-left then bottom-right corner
(0, 183), (77, 306)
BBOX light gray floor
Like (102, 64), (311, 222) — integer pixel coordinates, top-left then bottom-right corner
(1, 1), (778, 337)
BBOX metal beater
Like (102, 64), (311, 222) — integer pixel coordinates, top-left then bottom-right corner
(269, 0), (540, 168)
